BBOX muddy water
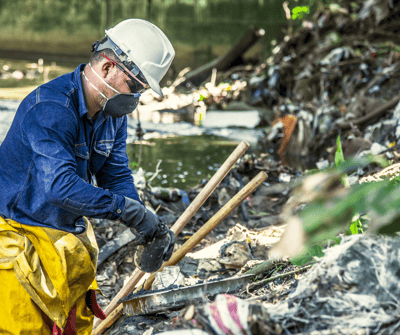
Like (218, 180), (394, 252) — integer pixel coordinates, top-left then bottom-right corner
(0, 99), (262, 189)
(128, 134), (240, 189)
(126, 121), (262, 189)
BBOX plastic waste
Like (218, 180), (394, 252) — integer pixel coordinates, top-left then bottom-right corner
(151, 266), (185, 290)
(267, 65), (280, 89)
(133, 167), (146, 190)
(248, 74), (266, 87)
(370, 142), (387, 155)
(156, 331), (209, 335)
(280, 104), (299, 114)
(278, 173), (291, 183)
(248, 87), (277, 106)
(392, 101), (400, 140)
(358, 0), (389, 25)
(364, 120), (397, 144)
(151, 187), (181, 202)
(201, 294), (266, 335)
(316, 160), (330, 170)
(319, 47), (354, 66)
(367, 74), (390, 95)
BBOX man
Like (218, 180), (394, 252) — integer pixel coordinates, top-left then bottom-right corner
(0, 18), (175, 334)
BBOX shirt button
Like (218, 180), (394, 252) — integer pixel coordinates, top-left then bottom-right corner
(117, 209), (122, 214)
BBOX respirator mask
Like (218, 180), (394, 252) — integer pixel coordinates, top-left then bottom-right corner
(82, 63), (141, 118)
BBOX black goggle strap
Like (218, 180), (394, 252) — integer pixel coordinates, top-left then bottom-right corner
(92, 37), (148, 85)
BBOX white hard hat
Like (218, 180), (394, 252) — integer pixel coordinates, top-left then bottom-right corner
(93, 19), (175, 97)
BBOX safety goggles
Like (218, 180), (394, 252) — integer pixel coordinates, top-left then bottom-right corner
(101, 53), (148, 94)
(93, 37), (149, 83)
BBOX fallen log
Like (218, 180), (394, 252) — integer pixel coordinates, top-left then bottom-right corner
(179, 25), (265, 88)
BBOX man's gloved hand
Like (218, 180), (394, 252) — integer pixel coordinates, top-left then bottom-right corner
(120, 197), (158, 245)
(134, 219), (175, 273)
(120, 197), (175, 273)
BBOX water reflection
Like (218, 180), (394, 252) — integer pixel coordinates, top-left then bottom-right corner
(127, 134), (239, 189)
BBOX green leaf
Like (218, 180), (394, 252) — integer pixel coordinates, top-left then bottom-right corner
(335, 134), (345, 167)
(334, 134), (350, 187)
(349, 219), (360, 235)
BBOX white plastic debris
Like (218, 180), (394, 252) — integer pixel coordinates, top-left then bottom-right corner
(156, 331), (209, 335)
(203, 294), (252, 335)
(151, 266), (185, 290)
(370, 142), (387, 155)
(316, 160), (329, 170)
(278, 173), (291, 183)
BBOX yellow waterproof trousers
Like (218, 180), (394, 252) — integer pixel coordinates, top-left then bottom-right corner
(0, 217), (101, 334)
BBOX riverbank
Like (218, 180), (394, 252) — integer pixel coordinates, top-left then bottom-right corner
(0, 86), (37, 100)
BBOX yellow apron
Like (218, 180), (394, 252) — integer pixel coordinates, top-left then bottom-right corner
(0, 216), (100, 334)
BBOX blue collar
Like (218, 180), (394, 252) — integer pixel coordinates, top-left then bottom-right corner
(73, 63), (90, 119)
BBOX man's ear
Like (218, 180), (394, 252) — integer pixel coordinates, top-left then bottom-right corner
(100, 59), (114, 79)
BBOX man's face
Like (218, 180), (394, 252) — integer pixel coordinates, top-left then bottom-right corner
(101, 54), (148, 97)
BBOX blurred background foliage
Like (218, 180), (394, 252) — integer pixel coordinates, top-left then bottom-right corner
(0, 0), (332, 72)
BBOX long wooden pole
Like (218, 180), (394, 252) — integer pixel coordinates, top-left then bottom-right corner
(92, 141), (250, 333)
(138, 171), (268, 291)
(93, 171), (267, 334)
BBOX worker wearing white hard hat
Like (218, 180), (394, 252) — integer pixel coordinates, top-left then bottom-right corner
(93, 18), (175, 97)
(0, 18), (175, 334)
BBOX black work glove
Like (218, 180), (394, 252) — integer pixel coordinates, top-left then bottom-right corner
(120, 197), (158, 245)
(134, 219), (175, 273)
(163, 229), (175, 261)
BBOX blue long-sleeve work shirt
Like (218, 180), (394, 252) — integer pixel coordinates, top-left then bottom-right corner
(0, 64), (141, 234)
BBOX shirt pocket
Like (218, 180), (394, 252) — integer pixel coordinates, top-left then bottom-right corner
(93, 140), (114, 157)
(74, 143), (89, 180)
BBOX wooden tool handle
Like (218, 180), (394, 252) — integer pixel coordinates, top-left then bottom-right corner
(142, 171), (268, 290)
(93, 171), (267, 334)
(92, 141), (250, 334)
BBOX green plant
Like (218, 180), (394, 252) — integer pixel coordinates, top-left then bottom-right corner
(290, 244), (325, 266)
(289, 155), (388, 266)
(335, 134), (350, 187)
(130, 161), (139, 170)
(348, 214), (364, 235)
(335, 134), (364, 235)
(292, 6), (310, 20)
(301, 175), (400, 246)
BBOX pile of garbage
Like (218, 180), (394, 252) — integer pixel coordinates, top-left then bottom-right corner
(266, 234), (400, 334)
(137, 0), (400, 174)
(93, 150), (400, 334)
(92, 1), (400, 334)
(92, 164), (294, 310)
(119, 235), (400, 335)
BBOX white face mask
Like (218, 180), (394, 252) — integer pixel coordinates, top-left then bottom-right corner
(82, 63), (141, 118)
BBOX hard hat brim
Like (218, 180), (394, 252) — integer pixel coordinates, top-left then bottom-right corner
(144, 74), (164, 98)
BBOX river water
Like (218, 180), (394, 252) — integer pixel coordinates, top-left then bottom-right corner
(0, 99), (263, 189)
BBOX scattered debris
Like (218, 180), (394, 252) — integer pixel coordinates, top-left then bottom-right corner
(94, 1), (400, 333)
(3, 1), (400, 334)
(264, 235), (400, 334)
(121, 273), (257, 316)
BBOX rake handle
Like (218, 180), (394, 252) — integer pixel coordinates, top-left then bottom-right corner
(94, 171), (267, 334)
(92, 141), (250, 334)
